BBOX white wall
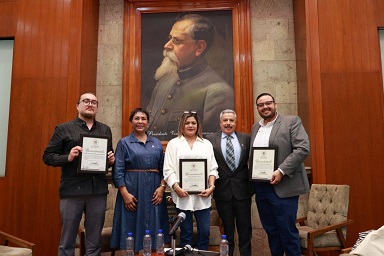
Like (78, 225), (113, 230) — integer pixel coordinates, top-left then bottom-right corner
(0, 40), (14, 177)
(380, 29), (384, 91)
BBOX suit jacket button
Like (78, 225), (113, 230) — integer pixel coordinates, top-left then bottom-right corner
(161, 109), (167, 114)
(167, 94), (172, 100)
(176, 80), (181, 86)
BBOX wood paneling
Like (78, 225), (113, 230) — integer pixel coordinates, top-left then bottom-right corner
(0, 1), (100, 255)
(0, 1), (17, 37)
(80, 1), (99, 94)
(293, 0), (384, 248)
(294, 0), (326, 182)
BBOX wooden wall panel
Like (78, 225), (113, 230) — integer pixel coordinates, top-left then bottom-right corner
(294, 0), (326, 182)
(80, 0), (99, 93)
(294, 0), (384, 248)
(293, 0), (311, 168)
(0, 1), (17, 37)
(0, 1), (100, 255)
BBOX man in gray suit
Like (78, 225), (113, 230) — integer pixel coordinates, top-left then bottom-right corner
(146, 13), (234, 141)
(250, 93), (310, 256)
(207, 109), (253, 256)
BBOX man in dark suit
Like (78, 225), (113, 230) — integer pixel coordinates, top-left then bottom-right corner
(250, 93), (310, 256)
(206, 109), (253, 256)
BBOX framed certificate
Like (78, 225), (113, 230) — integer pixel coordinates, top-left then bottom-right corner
(78, 135), (110, 174)
(249, 147), (277, 181)
(179, 159), (207, 194)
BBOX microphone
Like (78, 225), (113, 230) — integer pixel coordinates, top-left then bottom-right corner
(165, 244), (192, 256)
(169, 212), (186, 236)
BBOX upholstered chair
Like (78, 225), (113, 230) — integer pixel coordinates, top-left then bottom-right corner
(0, 231), (35, 256)
(297, 184), (353, 256)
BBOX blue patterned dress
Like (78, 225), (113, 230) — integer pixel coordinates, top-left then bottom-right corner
(110, 132), (170, 251)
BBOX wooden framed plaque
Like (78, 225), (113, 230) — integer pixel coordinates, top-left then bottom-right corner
(179, 159), (208, 194)
(77, 135), (109, 174)
(249, 147), (277, 181)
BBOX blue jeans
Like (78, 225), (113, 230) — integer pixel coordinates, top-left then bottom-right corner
(176, 208), (210, 250)
(255, 182), (301, 256)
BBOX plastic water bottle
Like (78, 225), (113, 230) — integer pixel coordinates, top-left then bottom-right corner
(220, 234), (229, 256)
(143, 229), (152, 256)
(156, 229), (165, 255)
(125, 232), (134, 256)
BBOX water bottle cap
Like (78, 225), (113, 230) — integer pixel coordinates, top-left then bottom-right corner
(145, 229), (150, 234)
(158, 229), (162, 233)
(221, 235), (226, 239)
(128, 232), (132, 236)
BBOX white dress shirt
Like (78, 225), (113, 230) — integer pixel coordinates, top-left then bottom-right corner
(253, 114), (278, 147)
(253, 114), (284, 174)
(163, 136), (219, 211)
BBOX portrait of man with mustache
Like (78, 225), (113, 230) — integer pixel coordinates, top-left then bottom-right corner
(142, 12), (234, 141)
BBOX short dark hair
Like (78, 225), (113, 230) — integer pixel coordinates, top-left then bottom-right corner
(256, 93), (275, 103)
(176, 13), (215, 53)
(129, 107), (150, 122)
(78, 92), (96, 104)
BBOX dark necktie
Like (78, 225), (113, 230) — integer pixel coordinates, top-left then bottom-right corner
(226, 135), (236, 171)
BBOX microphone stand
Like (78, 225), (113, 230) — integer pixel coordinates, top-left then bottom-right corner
(166, 216), (177, 256)
(165, 232), (177, 256)
(172, 233), (176, 256)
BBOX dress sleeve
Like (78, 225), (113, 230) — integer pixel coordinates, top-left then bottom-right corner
(113, 139), (127, 188)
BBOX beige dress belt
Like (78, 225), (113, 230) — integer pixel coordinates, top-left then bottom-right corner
(126, 169), (159, 173)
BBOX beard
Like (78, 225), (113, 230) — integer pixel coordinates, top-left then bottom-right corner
(80, 112), (96, 119)
(259, 108), (276, 121)
(154, 50), (179, 80)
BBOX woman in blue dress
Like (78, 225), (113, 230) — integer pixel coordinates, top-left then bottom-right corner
(110, 108), (169, 252)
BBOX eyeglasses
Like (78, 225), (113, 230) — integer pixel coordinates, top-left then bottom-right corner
(256, 101), (274, 108)
(80, 99), (98, 107)
(167, 35), (195, 45)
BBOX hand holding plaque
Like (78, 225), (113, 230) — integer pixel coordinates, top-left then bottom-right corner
(249, 147), (277, 181)
(179, 159), (208, 194)
(78, 135), (110, 173)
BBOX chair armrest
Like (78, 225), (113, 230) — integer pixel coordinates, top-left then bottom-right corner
(307, 219), (353, 248)
(341, 247), (352, 253)
(308, 219), (353, 237)
(0, 231), (35, 251)
(296, 217), (307, 226)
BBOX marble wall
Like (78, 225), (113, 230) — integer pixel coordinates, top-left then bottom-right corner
(97, 1), (299, 255)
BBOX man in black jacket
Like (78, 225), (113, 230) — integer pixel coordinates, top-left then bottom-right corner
(206, 109), (253, 256)
(43, 92), (115, 256)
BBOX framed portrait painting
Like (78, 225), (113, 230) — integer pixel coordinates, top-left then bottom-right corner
(123, 0), (254, 144)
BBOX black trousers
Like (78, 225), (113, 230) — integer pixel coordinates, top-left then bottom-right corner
(215, 197), (252, 256)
